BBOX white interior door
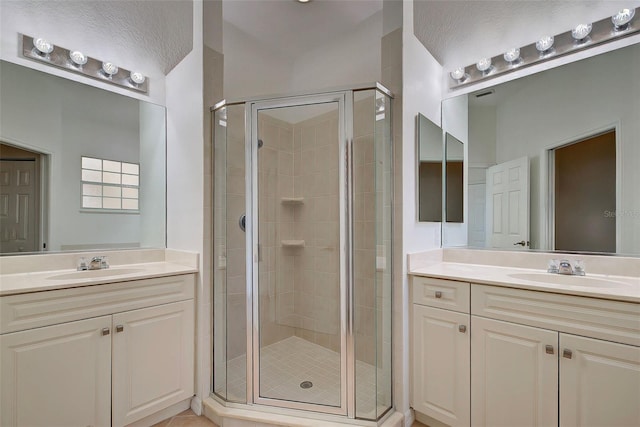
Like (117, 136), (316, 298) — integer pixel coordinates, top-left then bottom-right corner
(485, 156), (529, 248)
(0, 159), (38, 253)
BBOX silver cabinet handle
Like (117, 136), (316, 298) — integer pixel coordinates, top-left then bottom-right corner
(458, 325), (467, 333)
(435, 291), (442, 299)
(116, 325), (124, 333)
(101, 327), (110, 336)
(545, 345), (554, 355)
(563, 349), (573, 359)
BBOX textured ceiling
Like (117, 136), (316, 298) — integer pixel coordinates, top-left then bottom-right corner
(413, 0), (640, 70)
(223, 0), (382, 59)
(1, 0), (193, 75)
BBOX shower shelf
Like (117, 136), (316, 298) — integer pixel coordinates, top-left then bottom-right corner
(281, 240), (305, 248)
(281, 197), (304, 205)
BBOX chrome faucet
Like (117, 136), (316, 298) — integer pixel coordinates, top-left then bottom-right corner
(77, 256), (109, 271)
(558, 260), (573, 275)
(549, 259), (585, 276)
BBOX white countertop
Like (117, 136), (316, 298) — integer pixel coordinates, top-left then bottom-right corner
(0, 262), (198, 296)
(410, 262), (640, 303)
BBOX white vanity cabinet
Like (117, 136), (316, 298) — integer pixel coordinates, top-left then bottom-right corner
(1, 316), (113, 427)
(411, 276), (640, 427)
(0, 274), (196, 427)
(411, 277), (470, 427)
(470, 316), (558, 427)
(560, 334), (640, 427)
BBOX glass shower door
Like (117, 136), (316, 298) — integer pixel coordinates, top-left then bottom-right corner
(251, 96), (347, 414)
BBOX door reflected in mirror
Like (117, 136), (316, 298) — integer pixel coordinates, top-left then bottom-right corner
(445, 133), (463, 223)
(0, 61), (166, 255)
(417, 113), (443, 222)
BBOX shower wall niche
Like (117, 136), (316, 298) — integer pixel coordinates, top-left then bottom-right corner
(212, 85), (392, 421)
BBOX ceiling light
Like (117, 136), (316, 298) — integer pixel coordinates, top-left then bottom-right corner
(296, 0), (311, 3)
(612, 8), (635, 29)
(476, 58), (492, 72)
(33, 38), (53, 55)
(572, 23), (593, 41)
(130, 71), (146, 85)
(450, 67), (467, 81)
(101, 62), (119, 76)
(69, 50), (88, 66)
(535, 36), (555, 53)
(503, 48), (521, 63)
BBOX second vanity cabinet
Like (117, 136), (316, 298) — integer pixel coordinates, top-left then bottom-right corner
(0, 273), (195, 427)
(411, 276), (640, 427)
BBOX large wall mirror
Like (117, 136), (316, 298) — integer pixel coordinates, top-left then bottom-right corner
(417, 113), (444, 222)
(442, 42), (639, 256)
(0, 61), (166, 254)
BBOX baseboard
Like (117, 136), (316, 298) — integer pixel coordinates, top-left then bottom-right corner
(125, 399), (191, 427)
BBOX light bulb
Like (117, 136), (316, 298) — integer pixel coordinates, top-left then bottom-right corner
(101, 62), (118, 76)
(503, 48), (521, 63)
(69, 50), (88, 66)
(476, 58), (492, 72)
(612, 8), (635, 29)
(572, 23), (593, 40)
(33, 38), (53, 55)
(450, 67), (466, 81)
(130, 71), (146, 85)
(536, 36), (555, 53)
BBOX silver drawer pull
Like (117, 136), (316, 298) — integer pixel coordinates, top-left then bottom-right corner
(458, 325), (467, 333)
(435, 291), (442, 299)
(116, 325), (124, 333)
(545, 345), (554, 355)
(101, 327), (110, 336)
(563, 349), (573, 359)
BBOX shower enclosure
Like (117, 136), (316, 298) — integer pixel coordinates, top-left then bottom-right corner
(212, 84), (393, 421)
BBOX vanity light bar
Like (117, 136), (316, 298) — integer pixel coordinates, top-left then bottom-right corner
(20, 34), (149, 94)
(449, 7), (639, 89)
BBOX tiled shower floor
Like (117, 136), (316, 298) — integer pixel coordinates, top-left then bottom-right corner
(217, 336), (389, 419)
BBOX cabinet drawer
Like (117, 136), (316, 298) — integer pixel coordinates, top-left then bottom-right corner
(412, 276), (470, 313)
(471, 284), (640, 347)
(0, 274), (195, 334)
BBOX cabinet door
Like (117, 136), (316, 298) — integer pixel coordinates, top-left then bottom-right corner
(0, 316), (112, 427)
(412, 305), (470, 427)
(112, 300), (194, 427)
(471, 316), (558, 427)
(560, 334), (640, 427)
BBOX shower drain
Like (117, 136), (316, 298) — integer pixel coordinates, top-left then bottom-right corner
(300, 380), (313, 389)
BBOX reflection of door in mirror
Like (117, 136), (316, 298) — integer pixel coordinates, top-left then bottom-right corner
(419, 162), (442, 222)
(0, 143), (45, 253)
(486, 156), (529, 249)
(552, 130), (615, 253)
(445, 133), (464, 223)
(417, 113), (444, 222)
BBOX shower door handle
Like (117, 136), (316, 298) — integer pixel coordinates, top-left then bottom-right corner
(239, 214), (246, 232)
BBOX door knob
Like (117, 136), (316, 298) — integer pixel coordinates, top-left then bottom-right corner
(239, 214), (246, 232)
(513, 240), (530, 246)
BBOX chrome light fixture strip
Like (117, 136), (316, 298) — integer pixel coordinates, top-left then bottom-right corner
(449, 8), (639, 89)
(20, 34), (148, 94)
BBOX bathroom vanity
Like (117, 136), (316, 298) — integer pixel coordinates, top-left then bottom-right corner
(0, 250), (198, 427)
(409, 250), (640, 427)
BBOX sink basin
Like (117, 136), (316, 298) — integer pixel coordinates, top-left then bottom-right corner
(47, 268), (145, 280)
(508, 273), (633, 288)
